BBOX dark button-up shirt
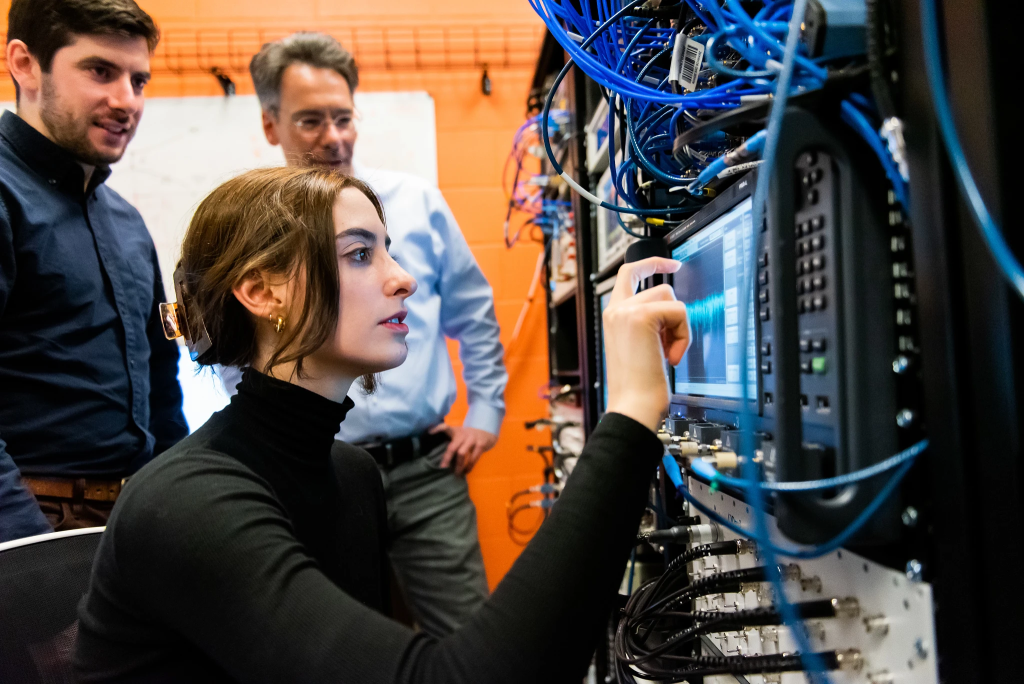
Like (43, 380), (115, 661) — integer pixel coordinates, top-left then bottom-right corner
(0, 111), (187, 542)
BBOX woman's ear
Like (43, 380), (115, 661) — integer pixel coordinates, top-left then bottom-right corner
(232, 270), (284, 321)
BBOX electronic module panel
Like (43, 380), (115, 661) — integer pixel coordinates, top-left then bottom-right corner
(760, 108), (923, 546)
(596, 167), (637, 273)
(680, 479), (939, 684)
(523, 0), (1020, 676)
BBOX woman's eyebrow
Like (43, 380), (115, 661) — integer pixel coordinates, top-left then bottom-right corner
(336, 228), (377, 245)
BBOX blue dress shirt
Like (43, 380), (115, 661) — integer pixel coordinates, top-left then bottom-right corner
(338, 166), (507, 442)
(0, 112), (187, 542)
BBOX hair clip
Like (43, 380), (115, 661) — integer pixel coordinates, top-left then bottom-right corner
(160, 266), (213, 361)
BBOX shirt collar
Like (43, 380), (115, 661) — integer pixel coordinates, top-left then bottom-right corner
(0, 110), (112, 196)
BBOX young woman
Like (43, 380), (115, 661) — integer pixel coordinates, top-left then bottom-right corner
(73, 167), (690, 683)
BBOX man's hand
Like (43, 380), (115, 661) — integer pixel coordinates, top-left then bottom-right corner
(429, 424), (498, 476)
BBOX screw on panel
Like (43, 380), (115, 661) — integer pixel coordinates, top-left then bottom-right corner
(800, 575), (823, 593)
(906, 559), (923, 582)
(896, 409), (915, 428)
(892, 355), (910, 374)
(835, 649), (864, 671)
(831, 597), (860, 618)
(863, 614), (890, 635)
(901, 506), (919, 527)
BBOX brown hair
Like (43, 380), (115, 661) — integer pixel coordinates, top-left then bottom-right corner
(249, 32), (359, 116)
(7, 0), (159, 99)
(179, 167), (384, 387)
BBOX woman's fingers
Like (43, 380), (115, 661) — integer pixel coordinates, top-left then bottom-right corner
(629, 300), (690, 365)
(623, 282), (676, 304)
(652, 301), (691, 366)
(603, 278), (691, 431)
(610, 257), (680, 304)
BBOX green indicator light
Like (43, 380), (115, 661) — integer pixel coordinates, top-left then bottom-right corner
(812, 356), (827, 374)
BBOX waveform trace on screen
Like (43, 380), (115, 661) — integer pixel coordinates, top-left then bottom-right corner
(684, 291), (726, 336)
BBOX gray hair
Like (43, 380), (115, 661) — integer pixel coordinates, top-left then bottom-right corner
(249, 32), (359, 115)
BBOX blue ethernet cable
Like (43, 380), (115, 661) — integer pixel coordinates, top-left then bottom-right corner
(688, 130), (768, 191)
(539, 0), (688, 215)
(542, 67), (688, 215)
(839, 99), (909, 209)
(706, 30), (782, 79)
(688, 438), (929, 492)
(735, 0), (833, 680)
(533, 0), (819, 102)
(625, 95), (692, 186)
(663, 453), (919, 560)
(682, 0), (715, 29)
(613, 18), (656, 75)
(725, 0), (829, 80)
(531, 0), (771, 104)
(919, 0), (1024, 301)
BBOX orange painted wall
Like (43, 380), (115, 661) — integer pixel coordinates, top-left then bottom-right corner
(0, 1), (550, 588)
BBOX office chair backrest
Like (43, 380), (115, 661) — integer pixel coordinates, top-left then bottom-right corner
(0, 528), (105, 684)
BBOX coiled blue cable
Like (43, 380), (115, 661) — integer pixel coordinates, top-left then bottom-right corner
(736, 0), (833, 679)
(538, 0), (687, 216)
(689, 438), (928, 491)
(662, 453), (919, 560)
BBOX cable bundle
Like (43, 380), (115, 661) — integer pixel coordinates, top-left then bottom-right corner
(528, 0), (914, 236)
(503, 110), (574, 248)
(507, 483), (560, 545)
(614, 543), (844, 681)
(530, 0), (837, 224)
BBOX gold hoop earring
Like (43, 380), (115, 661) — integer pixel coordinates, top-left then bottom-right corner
(269, 314), (285, 333)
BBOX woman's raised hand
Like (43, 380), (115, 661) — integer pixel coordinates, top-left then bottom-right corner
(603, 257), (691, 432)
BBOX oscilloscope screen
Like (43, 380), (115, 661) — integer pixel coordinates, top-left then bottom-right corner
(671, 197), (757, 400)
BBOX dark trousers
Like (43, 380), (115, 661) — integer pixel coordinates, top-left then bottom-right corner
(377, 441), (489, 637)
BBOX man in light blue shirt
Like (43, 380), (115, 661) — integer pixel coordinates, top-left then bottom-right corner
(246, 32), (507, 636)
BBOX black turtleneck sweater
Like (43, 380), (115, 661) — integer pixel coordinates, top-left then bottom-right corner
(74, 369), (664, 683)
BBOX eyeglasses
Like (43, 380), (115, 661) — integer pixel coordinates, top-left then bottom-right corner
(292, 110), (359, 135)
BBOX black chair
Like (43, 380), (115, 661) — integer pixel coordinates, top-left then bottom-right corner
(0, 528), (104, 684)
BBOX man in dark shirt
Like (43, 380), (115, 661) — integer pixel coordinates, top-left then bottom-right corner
(0, 0), (187, 543)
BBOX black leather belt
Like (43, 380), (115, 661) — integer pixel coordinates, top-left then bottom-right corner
(359, 431), (451, 469)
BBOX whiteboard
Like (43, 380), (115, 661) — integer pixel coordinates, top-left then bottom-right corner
(2, 92), (438, 431)
(107, 92), (437, 298)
